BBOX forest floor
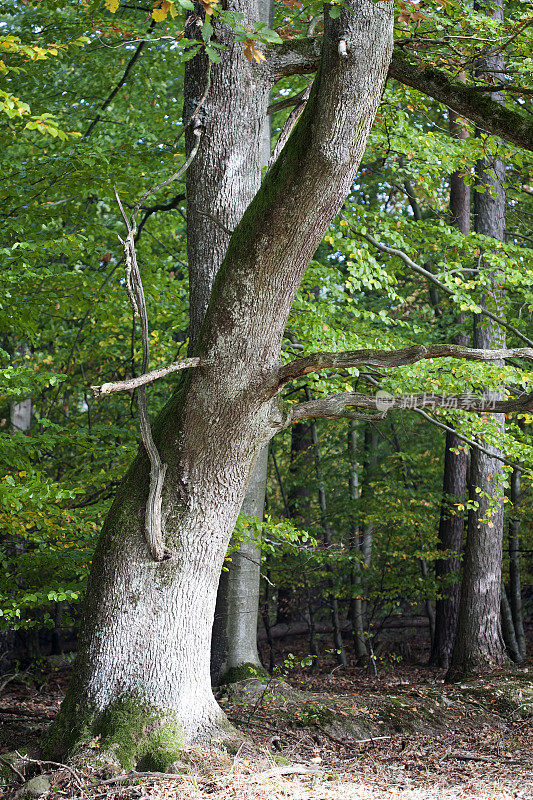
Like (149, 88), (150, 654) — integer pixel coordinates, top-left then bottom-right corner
(0, 632), (532, 800)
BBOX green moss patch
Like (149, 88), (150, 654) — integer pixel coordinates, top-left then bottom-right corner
(94, 696), (184, 771)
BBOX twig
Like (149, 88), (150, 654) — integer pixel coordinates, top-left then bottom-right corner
(92, 358), (201, 397)
(15, 753), (88, 795)
(267, 85), (311, 172)
(85, 20), (156, 138)
(0, 755), (24, 783)
(0, 670), (29, 696)
(355, 227), (533, 349)
(132, 128), (202, 219)
(87, 770), (183, 788)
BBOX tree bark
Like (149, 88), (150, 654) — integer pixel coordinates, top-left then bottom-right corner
(446, 0), (508, 682)
(47, 0), (394, 765)
(211, 447), (268, 684)
(209, 0), (273, 687)
(430, 98), (470, 670)
(508, 467), (526, 660)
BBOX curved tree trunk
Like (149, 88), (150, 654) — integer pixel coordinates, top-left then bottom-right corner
(46, 0), (394, 766)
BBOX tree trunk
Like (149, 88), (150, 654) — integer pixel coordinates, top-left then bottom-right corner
(430, 430), (468, 668)
(285, 418), (320, 664)
(308, 415), (347, 666)
(447, 0), (508, 681)
(46, 0), (394, 765)
(500, 585), (521, 663)
(348, 421), (368, 663)
(211, 446), (268, 684)
(508, 467), (526, 660)
(429, 95), (470, 670)
(209, 0), (273, 687)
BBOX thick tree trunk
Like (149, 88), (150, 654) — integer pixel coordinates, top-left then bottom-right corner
(47, 0), (394, 765)
(209, 0), (272, 687)
(447, 0), (508, 681)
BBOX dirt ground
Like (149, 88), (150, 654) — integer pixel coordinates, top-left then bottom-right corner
(0, 636), (531, 800)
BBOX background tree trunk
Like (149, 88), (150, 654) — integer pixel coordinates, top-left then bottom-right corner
(430, 98), (470, 670)
(211, 446), (269, 684)
(508, 467), (526, 660)
(447, 0), (508, 681)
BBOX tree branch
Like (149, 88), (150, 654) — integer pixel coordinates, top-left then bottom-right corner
(84, 21), (156, 138)
(358, 231), (533, 349)
(264, 40), (533, 152)
(388, 49), (533, 153)
(284, 389), (533, 425)
(92, 357), (201, 397)
(278, 344), (533, 388)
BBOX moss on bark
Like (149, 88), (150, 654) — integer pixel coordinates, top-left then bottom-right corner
(43, 693), (185, 772)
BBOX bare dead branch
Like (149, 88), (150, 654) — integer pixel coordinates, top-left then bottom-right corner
(267, 85), (311, 171)
(92, 358), (201, 397)
(114, 201), (169, 562)
(278, 343), (533, 387)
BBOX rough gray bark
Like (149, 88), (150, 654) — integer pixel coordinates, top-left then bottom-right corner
(48, 0), (395, 764)
(508, 467), (526, 660)
(447, 0), (508, 682)
(209, 0), (272, 687)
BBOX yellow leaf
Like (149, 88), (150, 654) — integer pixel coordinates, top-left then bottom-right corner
(105, 0), (120, 12)
(152, 7), (167, 20)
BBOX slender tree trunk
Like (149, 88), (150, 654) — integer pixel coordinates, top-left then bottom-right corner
(348, 421), (368, 664)
(430, 432), (468, 667)
(211, 447), (269, 684)
(500, 585), (521, 663)
(508, 467), (526, 660)
(430, 94), (470, 669)
(309, 417), (347, 667)
(447, 0), (508, 681)
(46, 0), (394, 764)
(285, 419), (320, 665)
